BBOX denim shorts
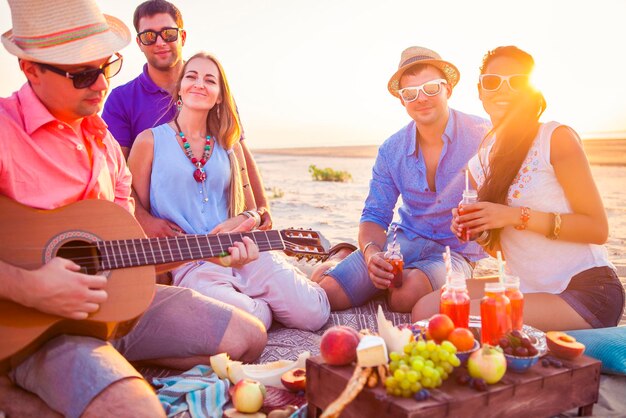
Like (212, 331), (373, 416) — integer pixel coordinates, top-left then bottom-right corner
(559, 266), (625, 328)
(324, 229), (473, 307)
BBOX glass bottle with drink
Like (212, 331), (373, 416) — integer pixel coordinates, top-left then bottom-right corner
(459, 189), (478, 241)
(384, 242), (404, 288)
(503, 275), (524, 331)
(480, 282), (512, 345)
(440, 273), (470, 328)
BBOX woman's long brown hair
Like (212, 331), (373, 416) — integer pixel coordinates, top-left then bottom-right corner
(172, 52), (244, 217)
(478, 46), (547, 249)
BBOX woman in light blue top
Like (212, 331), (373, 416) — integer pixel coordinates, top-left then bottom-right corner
(129, 52), (330, 332)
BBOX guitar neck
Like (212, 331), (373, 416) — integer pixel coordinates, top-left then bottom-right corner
(97, 230), (284, 270)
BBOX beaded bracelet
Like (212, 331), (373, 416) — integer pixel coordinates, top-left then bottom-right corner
(514, 207), (531, 231)
(547, 212), (562, 240)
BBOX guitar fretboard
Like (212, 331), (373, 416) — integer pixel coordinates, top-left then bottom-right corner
(97, 230), (284, 270)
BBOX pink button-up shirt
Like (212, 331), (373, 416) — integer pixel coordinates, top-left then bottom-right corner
(0, 83), (134, 213)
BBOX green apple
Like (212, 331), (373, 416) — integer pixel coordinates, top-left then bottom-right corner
(232, 379), (266, 413)
(467, 345), (507, 384)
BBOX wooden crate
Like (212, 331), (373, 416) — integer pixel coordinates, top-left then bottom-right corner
(306, 355), (601, 418)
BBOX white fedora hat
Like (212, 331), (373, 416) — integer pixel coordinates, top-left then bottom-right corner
(1, 0), (131, 65)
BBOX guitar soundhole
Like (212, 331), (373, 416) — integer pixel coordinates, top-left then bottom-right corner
(56, 240), (102, 275)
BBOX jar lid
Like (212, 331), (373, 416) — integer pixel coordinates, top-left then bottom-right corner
(484, 282), (505, 292)
(503, 274), (520, 287)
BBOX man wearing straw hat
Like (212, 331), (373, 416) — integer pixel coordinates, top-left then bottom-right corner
(313, 46), (489, 313)
(0, 1), (266, 416)
(102, 0), (273, 237)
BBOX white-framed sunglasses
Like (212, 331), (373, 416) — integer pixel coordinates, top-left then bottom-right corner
(479, 74), (529, 92)
(397, 79), (447, 103)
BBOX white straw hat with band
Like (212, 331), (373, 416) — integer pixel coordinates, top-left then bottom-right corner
(1, 0), (131, 65)
(388, 46), (460, 98)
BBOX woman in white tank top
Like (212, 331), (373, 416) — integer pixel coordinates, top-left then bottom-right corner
(449, 46), (623, 331)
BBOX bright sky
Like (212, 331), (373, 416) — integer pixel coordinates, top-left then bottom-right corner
(1, 0), (625, 148)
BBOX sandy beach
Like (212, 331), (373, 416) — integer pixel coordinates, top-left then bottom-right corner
(251, 140), (626, 279)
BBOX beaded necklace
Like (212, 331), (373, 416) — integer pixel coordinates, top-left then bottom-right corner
(174, 118), (213, 183)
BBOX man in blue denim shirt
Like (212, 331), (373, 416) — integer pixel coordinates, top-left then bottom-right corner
(312, 46), (490, 313)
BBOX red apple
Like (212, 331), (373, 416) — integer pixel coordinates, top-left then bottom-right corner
(280, 367), (306, 392)
(546, 331), (585, 360)
(428, 314), (455, 342)
(319, 326), (360, 366)
(232, 379), (266, 413)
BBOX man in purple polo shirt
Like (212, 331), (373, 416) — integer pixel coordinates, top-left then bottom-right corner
(311, 46), (490, 313)
(103, 0), (272, 235)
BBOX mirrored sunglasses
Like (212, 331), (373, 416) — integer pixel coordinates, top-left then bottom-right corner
(137, 27), (181, 45)
(479, 74), (529, 92)
(397, 79), (447, 103)
(39, 53), (123, 89)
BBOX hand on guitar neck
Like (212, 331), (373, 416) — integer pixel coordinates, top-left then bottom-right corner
(153, 216), (259, 274)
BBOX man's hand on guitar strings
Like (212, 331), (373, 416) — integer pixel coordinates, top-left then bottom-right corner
(21, 257), (108, 320)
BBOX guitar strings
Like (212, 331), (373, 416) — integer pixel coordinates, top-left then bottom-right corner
(38, 241), (324, 268)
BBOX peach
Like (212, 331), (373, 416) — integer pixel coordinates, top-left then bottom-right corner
(280, 367), (306, 392)
(319, 326), (360, 366)
(546, 331), (585, 360)
(448, 327), (476, 352)
(428, 314), (455, 342)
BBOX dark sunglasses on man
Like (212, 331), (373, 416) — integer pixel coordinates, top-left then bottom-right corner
(38, 53), (123, 89)
(137, 27), (182, 46)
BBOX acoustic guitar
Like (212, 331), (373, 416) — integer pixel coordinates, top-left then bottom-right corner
(0, 196), (328, 373)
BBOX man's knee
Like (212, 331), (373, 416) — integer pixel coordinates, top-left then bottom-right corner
(411, 292), (439, 322)
(388, 269), (432, 312)
(319, 275), (352, 311)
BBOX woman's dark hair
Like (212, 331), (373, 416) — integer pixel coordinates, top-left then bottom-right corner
(478, 46), (547, 249)
(133, 0), (183, 32)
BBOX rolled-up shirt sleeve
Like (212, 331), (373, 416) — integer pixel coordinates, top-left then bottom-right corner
(360, 145), (399, 230)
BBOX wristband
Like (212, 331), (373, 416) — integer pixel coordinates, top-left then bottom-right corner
(547, 212), (562, 240)
(514, 207), (531, 231)
(474, 230), (490, 245)
(362, 241), (382, 257)
(239, 210), (261, 229)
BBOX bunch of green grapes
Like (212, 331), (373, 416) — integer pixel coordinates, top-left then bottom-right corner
(384, 339), (461, 398)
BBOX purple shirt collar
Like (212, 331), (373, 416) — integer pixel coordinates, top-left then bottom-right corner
(138, 64), (170, 94)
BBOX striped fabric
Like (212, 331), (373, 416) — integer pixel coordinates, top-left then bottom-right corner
(152, 365), (230, 418)
(13, 22), (108, 49)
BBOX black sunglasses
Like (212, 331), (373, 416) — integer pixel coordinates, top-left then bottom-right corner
(39, 53), (123, 89)
(137, 27), (181, 46)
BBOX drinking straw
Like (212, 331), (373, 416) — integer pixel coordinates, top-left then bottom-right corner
(465, 169), (469, 192)
(497, 251), (504, 283)
(392, 224), (398, 248)
(443, 246), (452, 284)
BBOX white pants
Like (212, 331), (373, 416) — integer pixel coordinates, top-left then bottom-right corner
(172, 252), (330, 331)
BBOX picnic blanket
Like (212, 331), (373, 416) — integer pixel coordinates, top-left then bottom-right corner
(152, 364), (230, 418)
